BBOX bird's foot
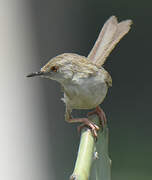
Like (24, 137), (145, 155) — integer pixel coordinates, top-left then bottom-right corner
(87, 106), (107, 127)
(69, 118), (99, 138)
(77, 118), (99, 138)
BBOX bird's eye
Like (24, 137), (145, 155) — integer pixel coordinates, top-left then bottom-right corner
(50, 66), (58, 72)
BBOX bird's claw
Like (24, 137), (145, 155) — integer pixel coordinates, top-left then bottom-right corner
(87, 106), (107, 128)
(77, 118), (99, 139)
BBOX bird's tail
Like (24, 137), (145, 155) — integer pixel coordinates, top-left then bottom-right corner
(88, 16), (132, 67)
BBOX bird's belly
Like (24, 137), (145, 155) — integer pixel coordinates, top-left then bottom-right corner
(63, 79), (108, 109)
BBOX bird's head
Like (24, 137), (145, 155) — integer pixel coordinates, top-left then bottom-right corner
(26, 53), (77, 83)
(27, 53), (97, 84)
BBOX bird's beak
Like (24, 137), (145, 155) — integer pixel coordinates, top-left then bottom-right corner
(26, 71), (44, 78)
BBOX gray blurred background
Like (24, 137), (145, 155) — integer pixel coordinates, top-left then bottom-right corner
(0, 0), (152, 180)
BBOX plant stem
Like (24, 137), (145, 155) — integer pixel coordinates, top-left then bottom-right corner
(69, 115), (111, 180)
(70, 127), (94, 180)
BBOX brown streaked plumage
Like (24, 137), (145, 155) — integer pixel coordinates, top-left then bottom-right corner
(27, 16), (132, 138)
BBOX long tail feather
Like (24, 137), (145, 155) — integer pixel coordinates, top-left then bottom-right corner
(88, 16), (132, 67)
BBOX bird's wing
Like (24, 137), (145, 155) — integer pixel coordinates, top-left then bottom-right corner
(88, 16), (132, 67)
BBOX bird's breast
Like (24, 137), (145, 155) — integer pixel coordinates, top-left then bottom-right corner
(62, 74), (108, 109)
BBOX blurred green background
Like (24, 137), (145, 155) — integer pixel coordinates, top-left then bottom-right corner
(1, 0), (152, 180)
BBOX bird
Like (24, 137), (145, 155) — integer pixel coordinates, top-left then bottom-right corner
(27, 16), (132, 138)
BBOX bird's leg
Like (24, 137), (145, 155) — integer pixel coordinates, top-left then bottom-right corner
(68, 118), (99, 138)
(87, 106), (107, 127)
(65, 107), (99, 138)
